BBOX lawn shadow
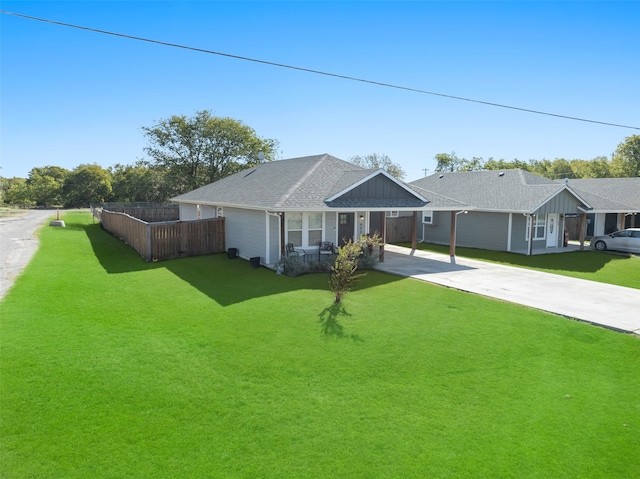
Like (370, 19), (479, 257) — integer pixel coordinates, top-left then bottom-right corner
(318, 302), (362, 341)
(84, 222), (402, 307)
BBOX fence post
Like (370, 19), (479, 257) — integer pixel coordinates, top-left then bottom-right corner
(146, 224), (152, 262)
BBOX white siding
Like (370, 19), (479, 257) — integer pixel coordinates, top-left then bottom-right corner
(225, 207), (267, 262)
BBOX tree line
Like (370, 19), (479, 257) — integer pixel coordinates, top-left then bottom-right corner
(1, 111), (279, 208)
(433, 134), (640, 179)
(1, 109), (637, 208)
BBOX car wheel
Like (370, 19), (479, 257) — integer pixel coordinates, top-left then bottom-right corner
(594, 240), (607, 251)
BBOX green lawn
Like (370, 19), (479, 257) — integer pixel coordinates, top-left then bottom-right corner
(1, 212), (639, 478)
(397, 242), (640, 290)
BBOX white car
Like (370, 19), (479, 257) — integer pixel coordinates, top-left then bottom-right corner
(591, 228), (640, 254)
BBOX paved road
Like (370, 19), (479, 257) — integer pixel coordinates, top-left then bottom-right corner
(376, 244), (640, 334)
(0, 209), (55, 300)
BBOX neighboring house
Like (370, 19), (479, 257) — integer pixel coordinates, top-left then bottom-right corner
(560, 178), (640, 237)
(410, 169), (593, 254)
(171, 154), (468, 267)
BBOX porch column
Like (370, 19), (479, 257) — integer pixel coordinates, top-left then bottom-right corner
(578, 213), (587, 251)
(411, 211), (417, 250)
(449, 211), (456, 258)
(528, 215), (534, 256)
(379, 211), (385, 262)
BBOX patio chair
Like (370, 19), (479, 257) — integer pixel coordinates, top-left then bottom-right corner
(318, 241), (337, 262)
(285, 243), (305, 259)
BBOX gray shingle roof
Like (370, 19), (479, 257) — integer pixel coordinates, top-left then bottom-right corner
(410, 169), (586, 213)
(172, 154), (467, 211)
(563, 178), (640, 212)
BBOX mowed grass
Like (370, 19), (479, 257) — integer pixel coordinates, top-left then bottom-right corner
(1, 212), (639, 478)
(397, 242), (640, 290)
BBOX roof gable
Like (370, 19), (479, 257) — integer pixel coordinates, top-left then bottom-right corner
(410, 169), (590, 213)
(172, 154), (460, 211)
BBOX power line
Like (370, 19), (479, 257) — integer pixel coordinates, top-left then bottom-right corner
(2, 9), (639, 131)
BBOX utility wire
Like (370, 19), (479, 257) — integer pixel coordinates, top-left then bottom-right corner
(2, 9), (639, 131)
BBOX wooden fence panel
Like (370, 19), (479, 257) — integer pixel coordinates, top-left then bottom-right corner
(100, 209), (225, 262)
(386, 217), (413, 243)
(101, 210), (150, 260)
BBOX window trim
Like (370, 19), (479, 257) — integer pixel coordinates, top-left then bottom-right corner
(526, 214), (546, 241)
(286, 212), (325, 248)
(422, 210), (433, 224)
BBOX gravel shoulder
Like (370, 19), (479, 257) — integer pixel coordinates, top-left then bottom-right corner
(0, 209), (56, 300)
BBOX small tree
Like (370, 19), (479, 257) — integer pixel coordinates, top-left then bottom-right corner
(329, 234), (383, 303)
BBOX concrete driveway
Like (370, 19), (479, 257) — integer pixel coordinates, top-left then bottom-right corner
(0, 209), (55, 300)
(376, 244), (640, 335)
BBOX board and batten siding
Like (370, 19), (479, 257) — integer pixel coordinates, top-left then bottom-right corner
(225, 207), (267, 262)
(340, 176), (416, 200)
(532, 190), (583, 215)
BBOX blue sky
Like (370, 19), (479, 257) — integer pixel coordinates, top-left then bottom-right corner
(2, 1), (639, 182)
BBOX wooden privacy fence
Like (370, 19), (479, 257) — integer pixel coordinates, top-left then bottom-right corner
(99, 203), (179, 223)
(385, 216), (413, 243)
(100, 209), (225, 262)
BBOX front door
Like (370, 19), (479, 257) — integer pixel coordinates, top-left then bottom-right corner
(546, 214), (559, 248)
(338, 213), (354, 246)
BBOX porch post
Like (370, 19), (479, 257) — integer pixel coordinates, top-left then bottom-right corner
(528, 215), (534, 256)
(411, 211), (417, 250)
(578, 213), (587, 251)
(620, 214), (626, 231)
(280, 212), (285, 257)
(379, 211), (385, 262)
(449, 211), (456, 258)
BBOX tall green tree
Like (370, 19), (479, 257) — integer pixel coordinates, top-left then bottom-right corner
(434, 152), (465, 172)
(26, 166), (68, 207)
(110, 163), (173, 203)
(0, 177), (33, 207)
(349, 153), (406, 180)
(62, 164), (112, 208)
(141, 110), (279, 193)
(610, 134), (640, 177)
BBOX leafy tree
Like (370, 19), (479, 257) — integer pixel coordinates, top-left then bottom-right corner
(110, 163), (174, 203)
(141, 110), (279, 193)
(611, 134), (640, 177)
(483, 158), (531, 171)
(350, 153), (406, 180)
(434, 152), (465, 172)
(62, 164), (112, 208)
(0, 177), (33, 207)
(569, 157), (611, 179)
(26, 166), (68, 207)
(329, 234), (382, 303)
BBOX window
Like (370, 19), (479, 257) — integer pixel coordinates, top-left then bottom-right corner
(526, 214), (546, 240)
(308, 212), (323, 246)
(422, 210), (433, 224)
(386, 211), (399, 218)
(287, 213), (303, 247)
(287, 212), (324, 248)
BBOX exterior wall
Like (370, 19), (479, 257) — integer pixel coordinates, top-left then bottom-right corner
(267, 213), (280, 264)
(420, 211), (508, 252)
(225, 207), (266, 263)
(179, 203), (199, 221)
(510, 214), (531, 252)
(325, 212), (338, 244)
(456, 212), (509, 250)
(201, 205), (217, 219)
